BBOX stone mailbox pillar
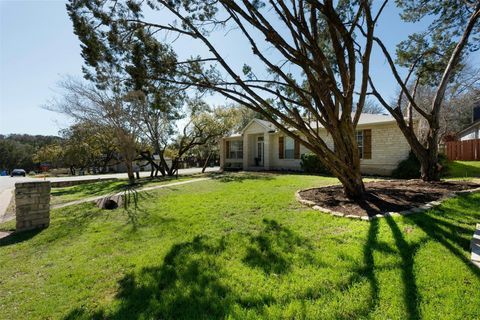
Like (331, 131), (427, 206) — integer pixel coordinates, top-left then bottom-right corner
(15, 181), (51, 232)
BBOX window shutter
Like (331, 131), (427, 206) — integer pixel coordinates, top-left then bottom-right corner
(278, 136), (284, 159)
(363, 129), (372, 159)
(294, 139), (300, 159)
(225, 140), (230, 159)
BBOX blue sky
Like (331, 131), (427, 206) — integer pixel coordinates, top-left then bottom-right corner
(0, 0), (478, 136)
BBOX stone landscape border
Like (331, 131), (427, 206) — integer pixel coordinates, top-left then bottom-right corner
(295, 185), (480, 221)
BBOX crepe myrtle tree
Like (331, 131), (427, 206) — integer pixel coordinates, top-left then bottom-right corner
(67, 0), (385, 200)
(367, 0), (480, 181)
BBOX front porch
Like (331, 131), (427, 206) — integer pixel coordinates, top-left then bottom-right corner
(221, 119), (276, 171)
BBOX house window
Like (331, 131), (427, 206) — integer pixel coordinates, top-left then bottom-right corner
(228, 140), (243, 159)
(356, 130), (363, 159)
(284, 136), (295, 159)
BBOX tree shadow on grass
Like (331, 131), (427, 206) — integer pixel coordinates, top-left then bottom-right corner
(384, 215), (424, 320)
(51, 176), (184, 198)
(62, 236), (234, 320)
(341, 212), (426, 319)
(50, 181), (125, 198)
(338, 218), (381, 318)
(406, 194), (480, 279)
(243, 219), (319, 275)
(210, 172), (274, 183)
(62, 221), (315, 319)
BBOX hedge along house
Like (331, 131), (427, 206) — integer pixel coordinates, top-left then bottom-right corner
(219, 114), (414, 176)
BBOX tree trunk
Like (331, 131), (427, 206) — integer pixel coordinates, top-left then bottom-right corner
(309, 125), (366, 200)
(420, 154), (439, 181)
(150, 166), (155, 178)
(419, 127), (440, 181)
(202, 152), (212, 173)
(166, 158), (178, 176)
(125, 161), (135, 185)
(336, 164), (366, 200)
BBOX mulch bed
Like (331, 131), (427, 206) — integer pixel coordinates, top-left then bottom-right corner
(298, 180), (480, 217)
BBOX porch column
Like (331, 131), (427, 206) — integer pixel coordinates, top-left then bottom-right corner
(242, 134), (248, 170)
(263, 132), (271, 170)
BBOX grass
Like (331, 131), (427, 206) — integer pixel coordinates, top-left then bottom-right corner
(1, 172), (480, 319)
(49, 175), (195, 206)
(43, 160), (480, 206)
(447, 161), (480, 179)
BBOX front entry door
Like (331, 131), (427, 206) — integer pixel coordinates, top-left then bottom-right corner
(256, 136), (264, 166)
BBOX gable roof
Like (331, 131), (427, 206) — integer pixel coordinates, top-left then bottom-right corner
(240, 118), (276, 134)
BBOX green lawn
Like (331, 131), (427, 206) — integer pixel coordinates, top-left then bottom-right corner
(1, 173), (480, 319)
(447, 161), (480, 179)
(49, 175), (195, 205)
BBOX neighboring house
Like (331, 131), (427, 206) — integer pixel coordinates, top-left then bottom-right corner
(457, 120), (480, 141)
(220, 114), (413, 176)
(456, 105), (480, 141)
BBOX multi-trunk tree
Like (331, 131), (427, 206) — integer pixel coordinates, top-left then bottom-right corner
(368, 0), (480, 180)
(46, 78), (142, 184)
(67, 0), (382, 200)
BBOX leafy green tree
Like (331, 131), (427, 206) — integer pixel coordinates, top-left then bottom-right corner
(369, 0), (480, 180)
(60, 121), (118, 175)
(33, 144), (64, 169)
(183, 104), (241, 173)
(0, 138), (35, 172)
(67, 2), (184, 177)
(67, 0), (383, 199)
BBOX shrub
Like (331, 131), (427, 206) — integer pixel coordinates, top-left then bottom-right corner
(300, 153), (330, 175)
(391, 151), (449, 179)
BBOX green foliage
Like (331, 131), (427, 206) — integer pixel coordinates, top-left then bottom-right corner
(391, 151), (421, 179)
(300, 153), (330, 175)
(392, 151), (450, 179)
(394, 0), (480, 84)
(0, 134), (61, 171)
(60, 121), (118, 170)
(1, 174), (480, 319)
(33, 144), (64, 168)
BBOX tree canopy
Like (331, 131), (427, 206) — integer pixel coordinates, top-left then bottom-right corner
(67, 0), (385, 199)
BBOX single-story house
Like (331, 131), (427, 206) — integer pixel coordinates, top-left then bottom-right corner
(456, 120), (480, 141)
(220, 114), (414, 176)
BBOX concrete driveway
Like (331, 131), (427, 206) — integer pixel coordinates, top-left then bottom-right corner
(0, 167), (220, 222)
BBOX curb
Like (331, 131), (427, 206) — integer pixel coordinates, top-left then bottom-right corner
(295, 186), (480, 222)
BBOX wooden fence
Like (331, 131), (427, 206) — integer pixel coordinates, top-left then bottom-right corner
(446, 139), (480, 161)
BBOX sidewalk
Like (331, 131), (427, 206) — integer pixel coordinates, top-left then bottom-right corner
(0, 178), (210, 224)
(52, 177), (210, 209)
(0, 167), (219, 223)
(0, 188), (14, 224)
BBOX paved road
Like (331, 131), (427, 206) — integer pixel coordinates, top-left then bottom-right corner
(0, 167), (220, 222)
